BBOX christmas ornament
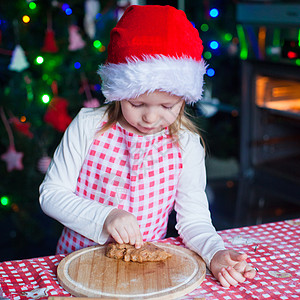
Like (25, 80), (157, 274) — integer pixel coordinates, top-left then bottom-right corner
(84, 0), (100, 39)
(10, 116), (34, 138)
(0, 107), (24, 172)
(42, 14), (58, 53)
(37, 156), (52, 174)
(116, 0), (131, 20)
(1, 146), (24, 172)
(84, 98), (100, 108)
(81, 73), (100, 108)
(44, 97), (72, 132)
(8, 44), (29, 72)
(68, 25), (86, 51)
(44, 81), (71, 132)
(42, 29), (58, 53)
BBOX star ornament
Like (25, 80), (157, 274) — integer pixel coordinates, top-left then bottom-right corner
(1, 146), (24, 172)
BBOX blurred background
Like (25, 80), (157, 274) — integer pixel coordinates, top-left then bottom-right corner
(1, 0), (300, 261)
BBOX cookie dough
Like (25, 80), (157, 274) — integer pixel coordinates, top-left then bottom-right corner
(105, 242), (172, 262)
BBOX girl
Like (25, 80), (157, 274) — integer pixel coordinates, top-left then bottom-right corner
(39, 5), (256, 288)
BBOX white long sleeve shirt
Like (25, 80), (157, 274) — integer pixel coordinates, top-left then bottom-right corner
(39, 107), (225, 267)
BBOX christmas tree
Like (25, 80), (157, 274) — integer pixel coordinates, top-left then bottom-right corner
(0, 0), (121, 260)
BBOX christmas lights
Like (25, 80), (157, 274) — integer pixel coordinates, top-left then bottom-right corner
(200, 24), (209, 32)
(207, 68), (215, 77)
(93, 40), (102, 48)
(203, 51), (212, 60)
(42, 94), (50, 104)
(74, 62), (81, 69)
(35, 56), (44, 64)
(99, 45), (106, 52)
(29, 2), (36, 10)
(65, 8), (72, 15)
(62, 4), (72, 15)
(22, 15), (30, 23)
(209, 41), (219, 50)
(224, 33), (232, 42)
(209, 8), (219, 18)
(20, 116), (26, 122)
(0, 196), (10, 206)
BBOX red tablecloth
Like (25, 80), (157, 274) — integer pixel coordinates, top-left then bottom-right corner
(1, 219), (299, 300)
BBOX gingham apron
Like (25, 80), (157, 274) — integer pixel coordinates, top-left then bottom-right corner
(56, 122), (183, 254)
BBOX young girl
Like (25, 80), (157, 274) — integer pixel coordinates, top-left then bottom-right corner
(39, 5), (256, 288)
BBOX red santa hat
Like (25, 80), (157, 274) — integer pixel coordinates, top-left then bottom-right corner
(98, 5), (206, 105)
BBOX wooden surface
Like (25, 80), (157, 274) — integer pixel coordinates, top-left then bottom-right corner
(57, 243), (206, 299)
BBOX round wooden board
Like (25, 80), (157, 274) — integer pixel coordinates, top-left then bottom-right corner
(57, 243), (206, 299)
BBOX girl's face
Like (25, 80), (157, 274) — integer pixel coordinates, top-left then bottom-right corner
(119, 91), (184, 135)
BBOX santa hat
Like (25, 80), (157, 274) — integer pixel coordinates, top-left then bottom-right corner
(98, 5), (206, 105)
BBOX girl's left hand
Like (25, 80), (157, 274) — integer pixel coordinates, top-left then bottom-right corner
(210, 249), (256, 288)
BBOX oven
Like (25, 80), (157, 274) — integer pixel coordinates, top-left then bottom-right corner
(236, 60), (300, 225)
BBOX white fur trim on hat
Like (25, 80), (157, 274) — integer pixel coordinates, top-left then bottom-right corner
(98, 55), (207, 105)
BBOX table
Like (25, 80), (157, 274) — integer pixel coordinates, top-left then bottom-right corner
(1, 219), (299, 300)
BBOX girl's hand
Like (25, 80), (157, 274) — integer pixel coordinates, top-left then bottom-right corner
(210, 249), (256, 288)
(104, 209), (143, 248)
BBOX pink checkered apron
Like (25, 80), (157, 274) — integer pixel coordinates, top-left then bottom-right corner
(56, 122), (183, 254)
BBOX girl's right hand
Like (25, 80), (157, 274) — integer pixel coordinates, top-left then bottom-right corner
(104, 208), (143, 248)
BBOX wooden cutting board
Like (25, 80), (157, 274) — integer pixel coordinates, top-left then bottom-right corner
(57, 243), (206, 299)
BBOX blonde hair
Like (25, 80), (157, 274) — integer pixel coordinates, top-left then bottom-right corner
(97, 101), (205, 149)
